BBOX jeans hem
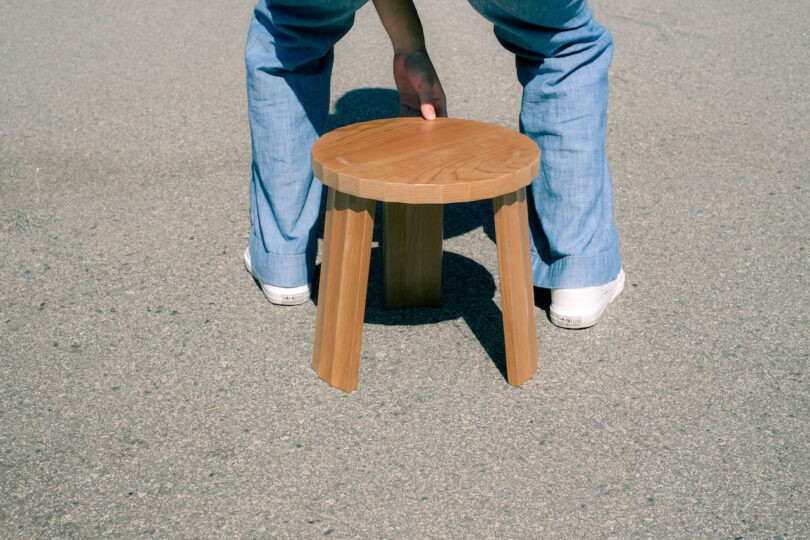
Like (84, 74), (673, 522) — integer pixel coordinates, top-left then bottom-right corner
(531, 242), (621, 289)
(248, 236), (314, 288)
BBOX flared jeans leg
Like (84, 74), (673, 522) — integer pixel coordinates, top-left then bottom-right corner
(245, 1), (367, 287)
(469, 0), (622, 288)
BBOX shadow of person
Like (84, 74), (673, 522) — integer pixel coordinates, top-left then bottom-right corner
(327, 87), (400, 131)
(313, 248), (511, 381)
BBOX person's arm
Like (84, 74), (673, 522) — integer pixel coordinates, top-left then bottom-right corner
(372, 0), (447, 119)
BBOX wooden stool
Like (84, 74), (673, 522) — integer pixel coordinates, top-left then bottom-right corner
(311, 117), (540, 392)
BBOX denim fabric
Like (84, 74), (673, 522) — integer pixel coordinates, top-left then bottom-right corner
(246, 0), (620, 288)
(245, 0), (368, 288)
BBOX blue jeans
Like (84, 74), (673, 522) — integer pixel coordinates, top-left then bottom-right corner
(246, 0), (620, 288)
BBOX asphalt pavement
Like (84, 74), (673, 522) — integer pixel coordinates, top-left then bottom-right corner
(1, 0), (808, 536)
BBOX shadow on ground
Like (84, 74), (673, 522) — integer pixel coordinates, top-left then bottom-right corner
(312, 248), (510, 380)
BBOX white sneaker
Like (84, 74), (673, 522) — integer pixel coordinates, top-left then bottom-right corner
(549, 269), (625, 329)
(243, 248), (311, 306)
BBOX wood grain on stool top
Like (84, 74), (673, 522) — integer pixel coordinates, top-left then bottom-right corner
(312, 117), (540, 204)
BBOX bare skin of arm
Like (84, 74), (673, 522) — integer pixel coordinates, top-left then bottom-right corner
(371, 0), (447, 119)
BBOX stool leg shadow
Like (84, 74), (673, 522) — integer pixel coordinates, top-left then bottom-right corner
(362, 249), (512, 384)
(533, 286), (552, 322)
(460, 301), (509, 381)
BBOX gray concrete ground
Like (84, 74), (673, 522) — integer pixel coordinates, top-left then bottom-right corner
(1, 0), (808, 537)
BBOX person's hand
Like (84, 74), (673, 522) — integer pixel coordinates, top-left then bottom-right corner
(393, 50), (447, 120)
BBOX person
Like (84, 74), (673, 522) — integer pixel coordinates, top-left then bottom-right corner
(243, 0), (624, 328)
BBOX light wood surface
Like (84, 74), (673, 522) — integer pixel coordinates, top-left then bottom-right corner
(383, 202), (443, 309)
(492, 188), (539, 386)
(311, 117), (540, 391)
(312, 117), (539, 204)
(312, 188), (376, 392)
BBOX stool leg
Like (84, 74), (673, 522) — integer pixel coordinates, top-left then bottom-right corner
(383, 202), (443, 309)
(312, 188), (376, 392)
(492, 188), (539, 386)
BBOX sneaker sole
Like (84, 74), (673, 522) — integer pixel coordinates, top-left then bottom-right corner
(549, 270), (625, 329)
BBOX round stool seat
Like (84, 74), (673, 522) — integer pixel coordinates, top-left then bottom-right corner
(312, 117), (540, 204)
